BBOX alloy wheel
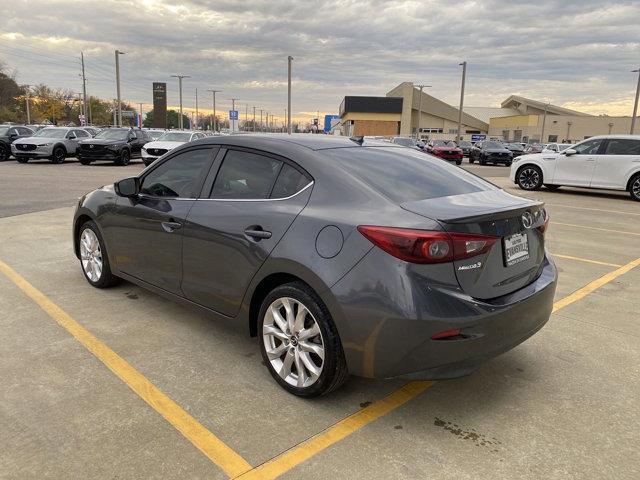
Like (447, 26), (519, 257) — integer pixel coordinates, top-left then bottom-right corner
(0, 144), (7, 161)
(262, 297), (325, 388)
(53, 148), (65, 163)
(632, 177), (640, 200)
(518, 167), (541, 190)
(80, 228), (103, 282)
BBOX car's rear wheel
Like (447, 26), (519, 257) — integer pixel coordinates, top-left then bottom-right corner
(468, 157), (474, 163)
(16, 157), (29, 163)
(456, 160), (462, 165)
(51, 146), (65, 164)
(259, 282), (348, 397)
(630, 174), (640, 201)
(116, 149), (130, 166)
(516, 165), (543, 190)
(78, 221), (120, 288)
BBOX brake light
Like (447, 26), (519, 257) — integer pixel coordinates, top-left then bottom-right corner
(431, 328), (461, 340)
(357, 226), (499, 264)
(537, 210), (550, 235)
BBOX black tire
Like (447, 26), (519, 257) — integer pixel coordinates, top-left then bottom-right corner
(479, 157), (487, 166)
(51, 146), (66, 164)
(516, 165), (543, 191)
(16, 157), (29, 163)
(258, 282), (348, 397)
(456, 160), (462, 166)
(545, 184), (561, 191)
(468, 157), (474, 164)
(79, 158), (93, 165)
(629, 174), (640, 201)
(0, 143), (8, 161)
(116, 149), (130, 166)
(78, 220), (121, 288)
(505, 161), (512, 167)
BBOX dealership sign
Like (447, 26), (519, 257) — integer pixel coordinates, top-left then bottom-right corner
(471, 134), (486, 141)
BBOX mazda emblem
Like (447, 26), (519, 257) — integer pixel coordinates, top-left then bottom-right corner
(521, 211), (533, 229)
(89, 144), (94, 149)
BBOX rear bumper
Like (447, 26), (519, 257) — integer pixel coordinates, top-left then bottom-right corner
(329, 250), (557, 379)
(432, 152), (463, 160)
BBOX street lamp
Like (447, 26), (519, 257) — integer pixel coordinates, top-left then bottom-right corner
(631, 68), (640, 134)
(287, 56), (293, 135)
(456, 62), (467, 142)
(114, 50), (125, 126)
(171, 74), (190, 129)
(206, 89), (221, 132)
(540, 101), (550, 143)
(415, 84), (431, 140)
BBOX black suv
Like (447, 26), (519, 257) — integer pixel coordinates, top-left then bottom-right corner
(469, 140), (514, 166)
(77, 127), (150, 166)
(0, 125), (34, 161)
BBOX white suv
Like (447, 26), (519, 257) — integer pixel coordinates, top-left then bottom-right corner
(510, 135), (640, 201)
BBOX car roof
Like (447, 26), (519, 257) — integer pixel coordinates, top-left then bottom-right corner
(582, 134), (640, 140)
(195, 133), (401, 151)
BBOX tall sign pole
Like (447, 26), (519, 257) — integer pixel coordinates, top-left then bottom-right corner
(114, 50), (125, 127)
(456, 61), (467, 142)
(287, 56), (293, 135)
(171, 74), (190, 129)
(206, 89), (220, 132)
(631, 68), (640, 134)
(80, 52), (88, 124)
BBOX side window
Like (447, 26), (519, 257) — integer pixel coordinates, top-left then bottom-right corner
(18, 127), (32, 135)
(9, 128), (19, 136)
(210, 150), (282, 199)
(140, 148), (213, 198)
(604, 139), (640, 155)
(74, 130), (89, 138)
(573, 139), (602, 155)
(271, 164), (311, 199)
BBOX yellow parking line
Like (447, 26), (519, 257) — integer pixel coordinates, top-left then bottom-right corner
(235, 381), (433, 480)
(550, 253), (622, 268)
(552, 257), (640, 313)
(552, 222), (640, 237)
(0, 260), (252, 478)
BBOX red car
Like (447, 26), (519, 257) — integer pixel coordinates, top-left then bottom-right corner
(426, 140), (463, 165)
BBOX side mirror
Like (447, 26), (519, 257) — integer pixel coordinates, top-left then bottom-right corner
(564, 148), (577, 156)
(67, 134), (77, 140)
(115, 177), (140, 197)
(9, 132), (18, 138)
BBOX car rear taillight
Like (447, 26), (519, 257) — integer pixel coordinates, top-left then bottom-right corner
(357, 226), (499, 264)
(537, 210), (550, 235)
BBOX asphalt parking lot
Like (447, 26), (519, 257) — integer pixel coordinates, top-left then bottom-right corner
(1, 157), (638, 479)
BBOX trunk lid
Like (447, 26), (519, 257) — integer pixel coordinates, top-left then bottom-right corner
(401, 190), (546, 299)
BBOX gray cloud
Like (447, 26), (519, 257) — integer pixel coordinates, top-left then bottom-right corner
(1, 0), (639, 120)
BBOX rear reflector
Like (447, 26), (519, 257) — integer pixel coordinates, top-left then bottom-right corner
(357, 226), (499, 264)
(431, 328), (461, 340)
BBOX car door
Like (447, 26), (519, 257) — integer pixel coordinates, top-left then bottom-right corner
(128, 130), (144, 157)
(591, 138), (640, 189)
(181, 147), (313, 316)
(106, 146), (217, 294)
(552, 138), (603, 186)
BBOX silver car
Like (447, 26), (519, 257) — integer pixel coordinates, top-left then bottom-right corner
(12, 127), (92, 164)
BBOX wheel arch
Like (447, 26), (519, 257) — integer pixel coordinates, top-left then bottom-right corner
(73, 212), (96, 258)
(626, 170), (640, 191)
(516, 162), (544, 182)
(53, 142), (67, 154)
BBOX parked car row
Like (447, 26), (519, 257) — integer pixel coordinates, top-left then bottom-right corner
(0, 125), (208, 166)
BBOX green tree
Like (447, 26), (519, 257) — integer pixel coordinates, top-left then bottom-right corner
(142, 109), (190, 129)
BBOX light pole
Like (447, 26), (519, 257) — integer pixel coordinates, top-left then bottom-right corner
(631, 68), (640, 134)
(139, 102), (143, 127)
(415, 84), (431, 140)
(22, 85), (31, 124)
(260, 109), (264, 132)
(114, 50), (125, 126)
(540, 102), (549, 143)
(287, 55), (293, 135)
(206, 89), (220, 132)
(253, 106), (257, 132)
(230, 98), (239, 132)
(171, 74), (190, 129)
(456, 61), (467, 142)
(195, 88), (199, 130)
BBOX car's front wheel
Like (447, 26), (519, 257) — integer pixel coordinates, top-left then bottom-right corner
(116, 149), (130, 166)
(51, 146), (66, 164)
(78, 221), (120, 288)
(0, 143), (8, 161)
(516, 165), (543, 190)
(259, 282), (348, 397)
(16, 157), (29, 163)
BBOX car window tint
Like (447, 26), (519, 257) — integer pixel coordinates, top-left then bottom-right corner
(325, 147), (495, 202)
(210, 150), (282, 199)
(604, 139), (640, 155)
(271, 164), (311, 198)
(74, 129), (89, 138)
(573, 139), (601, 155)
(18, 127), (32, 135)
(140, 148), (212, 198)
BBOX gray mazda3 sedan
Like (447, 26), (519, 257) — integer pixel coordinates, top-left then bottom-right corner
(73, 134), (557, 397)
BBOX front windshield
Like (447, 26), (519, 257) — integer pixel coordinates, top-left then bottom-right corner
(34, 128), (67, 138)
(432, 140), (451, 147)
(95, 129), (128, 141)
(507, 143), (522, 149)
(457, 141), (472, 147)
(148, 130), (165, 140)
(394, 138), (415, 147)
(0, 127), (9, 135)
(159, 131), (192, 142)
(484, 141), (503, 149)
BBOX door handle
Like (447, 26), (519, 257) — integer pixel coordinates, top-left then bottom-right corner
(585, 158), (596, 162)
(244, 227), (272, 240)
(161, 221), (182, 233)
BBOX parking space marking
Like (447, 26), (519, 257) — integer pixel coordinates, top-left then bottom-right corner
(0, 260), (252, 478)
(552, 222), (640, 237)
(552, 256), (640, 313)
(550, 253), (622, 268)
(546, 204), (640, 217)
(235, 381), (433, 480)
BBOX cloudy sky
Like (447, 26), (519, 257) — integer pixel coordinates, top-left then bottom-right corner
(1, 0), (639, 123)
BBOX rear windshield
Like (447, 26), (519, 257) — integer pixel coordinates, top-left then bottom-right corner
(324, 146), (495, 202)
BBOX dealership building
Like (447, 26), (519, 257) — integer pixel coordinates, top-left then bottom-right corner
(337, 82), (634, 143)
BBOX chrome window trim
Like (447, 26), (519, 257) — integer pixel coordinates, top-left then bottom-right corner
(200, 180), (314, 202)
